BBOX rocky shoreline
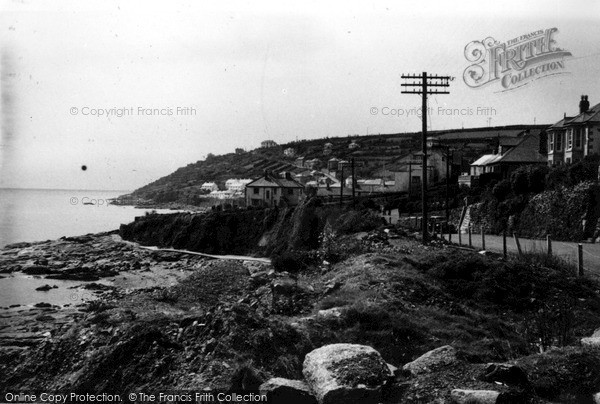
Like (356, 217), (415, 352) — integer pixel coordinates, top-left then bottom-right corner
(0, 231), (208, 353)
(2, 229), (600, 403)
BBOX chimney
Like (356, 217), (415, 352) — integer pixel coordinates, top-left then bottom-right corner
(579, 95), (590, 114)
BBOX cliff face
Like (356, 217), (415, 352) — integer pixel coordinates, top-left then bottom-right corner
(119, 209), (285, 256)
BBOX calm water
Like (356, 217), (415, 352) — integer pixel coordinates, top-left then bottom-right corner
(0, 188), (170, 248)
(0, 188), (177, 306)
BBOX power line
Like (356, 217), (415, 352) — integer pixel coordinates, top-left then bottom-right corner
(401, 72), (451, 244)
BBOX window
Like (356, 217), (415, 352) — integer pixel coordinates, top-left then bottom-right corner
(567, 130), (573, 150)
(273, 188), (278, 195)
(556, 132), (563, 151)
(288, 188), (294, 195)
(266, 190), (270, 199)
(549, 133), (554, 152)
(253, 187), (259, 194)
(575, 128), (581, 148)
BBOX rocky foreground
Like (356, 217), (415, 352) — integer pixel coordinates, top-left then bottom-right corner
(2, 230), (600, 403)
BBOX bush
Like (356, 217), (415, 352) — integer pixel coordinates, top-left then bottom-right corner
(528, 165), (548, 193)
(511, 168), (530, 194)
(334, 209), (384, 234)
(492, 179), (512, 201)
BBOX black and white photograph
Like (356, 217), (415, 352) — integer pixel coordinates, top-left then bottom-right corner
(2, 0), (600, 403)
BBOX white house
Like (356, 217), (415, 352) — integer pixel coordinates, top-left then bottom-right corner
(225, 178), (253, 192)
(201, 182), (219, 192)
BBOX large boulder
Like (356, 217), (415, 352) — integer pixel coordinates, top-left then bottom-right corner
(302, 344), (389, 404)
(451, 389), (499, 404)
(259, 378), (317, 404)
(402, 345), (457, 376)
(581, 327), (600, 347)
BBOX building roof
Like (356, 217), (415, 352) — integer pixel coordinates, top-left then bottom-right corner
(495, 133), (546, 163)
(551, 102), (600, 128)
(470, 133), (545, 166)
(470, 154), (502, 166)
(246, 174), (304, 188)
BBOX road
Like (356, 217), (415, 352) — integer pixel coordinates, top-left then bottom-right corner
(440, 232), (600, 279)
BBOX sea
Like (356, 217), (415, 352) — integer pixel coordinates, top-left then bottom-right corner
(0, 188), (178, 307)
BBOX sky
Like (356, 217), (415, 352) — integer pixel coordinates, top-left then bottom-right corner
(1, 0), (599, 191)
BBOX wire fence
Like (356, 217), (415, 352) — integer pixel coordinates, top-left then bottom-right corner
(390, 213), (600, 281)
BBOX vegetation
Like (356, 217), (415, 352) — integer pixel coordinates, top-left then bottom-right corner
(460, 155), (600, 240)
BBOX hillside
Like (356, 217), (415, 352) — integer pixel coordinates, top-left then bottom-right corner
(119, 125), (548, 206)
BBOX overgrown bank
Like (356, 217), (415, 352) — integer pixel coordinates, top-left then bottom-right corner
(119, 199), (385, 257)
(460, 158), (600, 241)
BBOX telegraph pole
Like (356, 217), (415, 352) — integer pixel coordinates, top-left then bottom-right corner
(351, 158), (356, 206)
(401, 72), (450, 244)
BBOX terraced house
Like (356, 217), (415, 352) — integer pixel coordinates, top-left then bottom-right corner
(548, 96), (600, 165)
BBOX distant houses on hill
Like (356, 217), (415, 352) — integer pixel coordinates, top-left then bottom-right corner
(197, 119), (591, 208)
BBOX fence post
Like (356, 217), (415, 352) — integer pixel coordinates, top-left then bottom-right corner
(547, 234), (552, 256)
(448, 225), (452, 243)
(481, 227), (486, 251)
(513, 233), (522, 256)
(503, 230), (507, 258)
(468, 226), (472, 248)
(578, 243), (584, 277)
(458, 224), (462, 246)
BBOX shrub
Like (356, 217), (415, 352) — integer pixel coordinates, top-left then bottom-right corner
(334, 209), (384, 234)
(511, 168), (530, 194)
(528, 165), (548, 193)
(492, 179), (512, 201)
(344, 303), (391, 331)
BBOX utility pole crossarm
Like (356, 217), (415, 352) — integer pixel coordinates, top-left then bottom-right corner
(400, 71), (451, 245)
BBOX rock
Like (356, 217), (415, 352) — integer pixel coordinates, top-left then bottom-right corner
(35, 284), (56, 292)
(46, 273), (100, 281)
(317, 307), (343, 319)
(582, 327), (600, 347)
(302, 343), (389, 404)
(451, 389), (499, 404)
(21, 264), (53, 275)
(402, 345), (457, 376)
(259, 378), (317, 404)
(323, 281), (342, 295)
(581, 337), (600, 347)
(34, 302), (52, 308)
(480, 363), (529, 387)
(386, 363), (398, 378)
(593, 392), (600, 404)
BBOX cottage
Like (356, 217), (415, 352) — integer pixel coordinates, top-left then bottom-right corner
(245, 172), (304, 207)
(462, 132), (546, 186)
